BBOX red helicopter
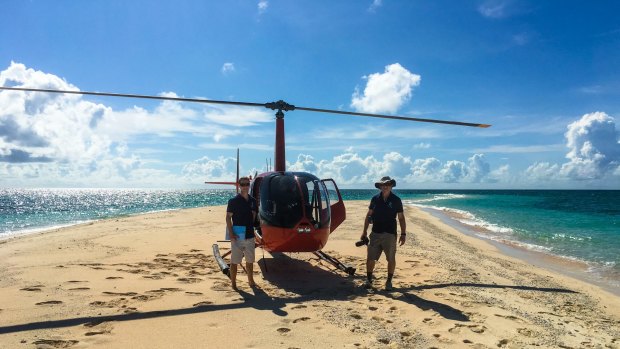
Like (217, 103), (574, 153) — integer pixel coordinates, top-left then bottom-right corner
(0, 86), (490, 276)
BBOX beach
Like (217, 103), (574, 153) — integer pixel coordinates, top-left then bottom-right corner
(0, 201), (618, 349)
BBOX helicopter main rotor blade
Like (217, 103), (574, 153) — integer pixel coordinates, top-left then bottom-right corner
(0, 86), (491, 127)
(0, 86), (265, 108)
(295, 106), (491, 128)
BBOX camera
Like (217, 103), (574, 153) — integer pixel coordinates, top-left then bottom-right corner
(355, 236), (369, 247)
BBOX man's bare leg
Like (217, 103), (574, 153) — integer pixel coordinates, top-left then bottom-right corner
(230, 264), (238, 290)
(246, 262), (257, 287)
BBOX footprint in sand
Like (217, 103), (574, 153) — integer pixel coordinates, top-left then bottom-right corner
(291, 305), (307, 309)
(20, 286), (43, 292)
(32, 339), (79, 348)
(84, 331), (106, 336)
(131, 294), (160, 301)
(293, 317), (310, 323)
(177, 277), (202, 284)
(90, 301), (114, 308)
(185, 291), (203, 296)
(105, 276), (124, 280)
(210, 281), (230, 291)
(102, 291), (138, 296)
(68, 287), (90, 291)
(277, 327), (291, 334)
(494, 314), (525, 323)
(517, 328), (535, 337)
(468, 325), (486, 334)
(498, 339), (509, 347)
(35, 300), (63, 305)
(142, 275), (165, 280)
(84, 321), (106, 328)
(448, 324), (466, 334)
(123, 307), (138, 314)
(193, 301), (214, 306)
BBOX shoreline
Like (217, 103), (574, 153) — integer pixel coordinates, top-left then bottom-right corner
(3, 198), (618, 296)
(418, 205), (620, 297)
(1, 201), (619, 348)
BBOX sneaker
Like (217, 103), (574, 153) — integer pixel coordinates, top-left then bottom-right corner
(385, 281), (393, 291)
(363, 280), (372, 289)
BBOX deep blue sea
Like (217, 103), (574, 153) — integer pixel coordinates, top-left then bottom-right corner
(1, 188), (618, 286)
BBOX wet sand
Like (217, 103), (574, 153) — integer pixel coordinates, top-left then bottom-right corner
(0, 201), (618, 348)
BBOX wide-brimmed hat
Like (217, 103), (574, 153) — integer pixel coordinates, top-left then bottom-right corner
(374, 176), (396, 189)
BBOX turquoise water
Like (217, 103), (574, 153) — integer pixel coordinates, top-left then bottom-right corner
(1, 188), (618, 280)
(0, 189), (231, 236)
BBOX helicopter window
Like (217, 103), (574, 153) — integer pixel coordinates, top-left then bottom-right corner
(259, 174), (303, 228)
(319, 181), (330, 226)
(298, 176), (330, 228)
(305, 181), (319, 224)
(323, 180), (340, 206)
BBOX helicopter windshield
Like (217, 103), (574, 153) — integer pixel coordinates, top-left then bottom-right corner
(260, 173), (303, 228)
(259, 172), (330, 228)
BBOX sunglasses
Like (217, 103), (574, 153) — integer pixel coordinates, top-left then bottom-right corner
(239, 183), (250, 187)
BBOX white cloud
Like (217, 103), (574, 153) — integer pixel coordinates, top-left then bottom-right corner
(489, 164), (510, 183)
(525, 162), (560, 181)
(314, 123), (441, 140)
(521, 112), (620, 183)
(368, 0), (382, 12)
(182, 156), (238, 182)
(0, 62), (273, 187)
(351, 63), (421, 114)
(474, 144), (564, 154)
(258, 1), (268, 15)
(512, 33), (529, 46)
(222, 62), (235, 75)
(413, 142), (431, 150)
(560, 112), (620, 180)
(286, 150), (495, 186)
(478, 0), (510, 19)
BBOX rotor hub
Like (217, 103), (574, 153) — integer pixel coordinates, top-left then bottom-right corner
(265, 100), (295, 118)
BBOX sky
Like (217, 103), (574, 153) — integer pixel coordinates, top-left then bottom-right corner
(1, 0), (619, 189)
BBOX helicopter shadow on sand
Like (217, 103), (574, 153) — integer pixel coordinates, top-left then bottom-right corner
(252, 252), (473, 322)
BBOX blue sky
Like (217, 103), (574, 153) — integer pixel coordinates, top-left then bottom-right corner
(1, 0), (619, 189)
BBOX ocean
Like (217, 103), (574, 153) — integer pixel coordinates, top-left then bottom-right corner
(1, 188), (618, 288)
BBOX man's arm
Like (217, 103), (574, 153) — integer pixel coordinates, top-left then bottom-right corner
(226, 212), (235, 240)
(397, 212), (406, 246)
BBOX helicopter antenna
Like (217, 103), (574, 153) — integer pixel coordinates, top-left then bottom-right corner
(235, 148), (240, 193)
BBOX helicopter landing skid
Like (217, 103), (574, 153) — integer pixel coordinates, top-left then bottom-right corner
(313, 250), (356, 276)
(212, 244), (230, 277)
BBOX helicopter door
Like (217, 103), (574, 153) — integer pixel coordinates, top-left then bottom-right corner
(321, 179), (345, 233)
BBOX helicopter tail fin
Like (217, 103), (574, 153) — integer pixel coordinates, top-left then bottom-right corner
(204, 148), (240, 193)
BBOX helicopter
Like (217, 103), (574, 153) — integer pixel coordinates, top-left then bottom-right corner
(0, 86), (490, 276)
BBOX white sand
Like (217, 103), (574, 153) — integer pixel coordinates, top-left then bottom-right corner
(0, 201), (618, 348)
